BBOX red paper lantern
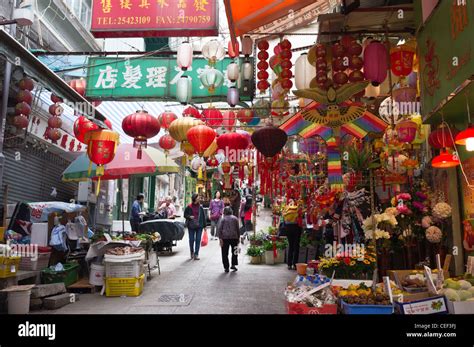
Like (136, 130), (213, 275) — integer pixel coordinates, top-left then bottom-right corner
(280, 39), (292, 50)
(349, 56), (364, 70)
(428, 125), (458, 149)
(158, 134), (176, 153)
(349, 70), (365, 83)
(281, 69), (293, 79)
(237, 109), (254, 123)
(157, 111), (178, 130)
(257, 80), (270, 92)
(13, 114), (29, 129)
(281, 79), (293, 90)
(251, 125), (287, 158)
(390, 44), (415, 77)
(207, 157), (219, 167)
(281, 59), (292, 70)
(257, 70), (269, 80)
(217, 132), (248, 152)
(186, 125), (216, 155)
(74, 116), (100, 143)
(202, 108), (223, 127)
(18, 78), (34, 91)
(222, 110), (236, 131)
(183, 106), (202, 118)
(332, 57), (346, 72)
(16, 90), (32, 105)
(257, 60), (269, 70)
(316, 57), (327, 71)
(348, 42), (363, 56)
(395, 119), (418, 143)
(48, 116), (62, 129)
(333, 72), (348, 85)
(47, 128), (62, 141)
(257, 50), (269, 61)
(341, 35), (355, 48)
(68, 79), (86, 97)
(15, 102), (31, 116)
(49, 103), (64, 116)
(51, 94), (63, 104)
(257, 40), (269, 50)
(84, 129), (119, 175)
(332, 43), (345, 57)
(363, 40), (388, 86)
(280, 50), (292, 60)
(122, 110), (160, 159)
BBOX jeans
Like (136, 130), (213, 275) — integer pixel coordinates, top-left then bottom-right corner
(221, 239), (239, 270)
(210, 219), (218, 237)
(188, 228), (203, 256)
(286, 223), (302, 267)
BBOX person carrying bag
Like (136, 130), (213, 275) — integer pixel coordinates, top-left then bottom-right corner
(184, 193), (206, 260)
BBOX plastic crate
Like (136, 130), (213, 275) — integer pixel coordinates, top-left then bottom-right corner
(20, 252), (51, 271)
(105, 274), (145, 297)
(41, 263), (79, 287)
(105, 260), (143, 278)
(0, 256), (21, 278)
(340, 300), (393, 315)
(286, 301), (337, 315)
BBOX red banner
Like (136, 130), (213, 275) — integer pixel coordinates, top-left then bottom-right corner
(91, 0), (218, 38)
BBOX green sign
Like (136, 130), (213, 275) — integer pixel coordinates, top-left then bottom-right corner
(418, 1), (474, 119)
(85, 57), (254, 102)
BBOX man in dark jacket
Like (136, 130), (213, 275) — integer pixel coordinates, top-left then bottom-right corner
(130, 194), (145, 232)
(183, 193), (206, 260)
(217, 206), (240, 272)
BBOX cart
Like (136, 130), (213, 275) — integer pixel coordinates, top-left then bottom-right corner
(138, 219), (185, 253)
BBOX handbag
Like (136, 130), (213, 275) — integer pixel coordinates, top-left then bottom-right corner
(201, 229), (208, 247)
(186, 218), (200, 229)
(277, 221), (287, 237)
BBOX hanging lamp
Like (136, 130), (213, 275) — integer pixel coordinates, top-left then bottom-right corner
(455, 94), (474, 151)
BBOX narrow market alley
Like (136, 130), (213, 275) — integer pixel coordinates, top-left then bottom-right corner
(37, 209), (294, 314)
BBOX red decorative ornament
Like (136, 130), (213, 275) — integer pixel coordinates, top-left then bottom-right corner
(74, 116), (100, 144)
(395, 119), (418, 143)
(15, 102), (31, 116)
(349, 70), (365, 83)
(280, 68), (293, 79)
(48, 116), (62, 129)
(251, 125), (287, 158)
(257, 70), (269, 80)
(18, 78), (34, 91)
(13, 114), (29, 129)
(202, 108), (223, 127)
(47, 128), (62, 142)
(228, 40), (240, 58)
(183, 106), (201, 119)
(332, 43), (345, 57)
(186, 125), (216, 156)
(158, 134), (176, 153)
(363, 40), (388, 86)
(333, 72), (348, 85)
(257, 60), (269, 70)
(257, 50), (269, 61)
(281, 79), (293, 90)
(217, 132), (248, 152)
(16, 90), (33, 105)
(348, 42), (363, 56)
(280, 50), (292, 60)
(341, 35), (355, 48)
(122, 110), (161, 159)
(48, 103), (64, 116)
(349, 55), (364, 70)
(428, 125), (458, 149)
(68, 79), (86, 97)
(390, 44), (415, 77)
(332, 57), (346, 72)
(316, 72), (328, 84)
(316, 44), (326, 58)
(280, 59), (292, 70)
(222, 110), (236, 131)
(207, 157), (219, 167)
(280, 39), (292, 50)
(257, 40), (269, 50)
(237, 109), (254, 123)
(157, 111), (178, 130)
(316, 57), (327, 71)
(273, 43), (282, 55)
(51, 94), (63, 104)
(257, 80), (270, 92)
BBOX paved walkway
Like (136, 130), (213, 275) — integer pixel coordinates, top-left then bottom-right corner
(38, 209), (295, 314)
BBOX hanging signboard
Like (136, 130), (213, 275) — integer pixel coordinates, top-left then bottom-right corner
(418, 0), (474, 119)
(85, 57), (254, 102)
(90, 0), (218, 38)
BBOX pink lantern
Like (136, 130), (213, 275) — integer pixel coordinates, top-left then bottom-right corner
(395, 119), (418, 143)
(363, 41), (388, 86)
(202, 108), (223, 127)
(222, 110), (236, 131)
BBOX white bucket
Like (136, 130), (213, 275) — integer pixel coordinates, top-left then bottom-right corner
(89, 263), (105, 286)
(8, 290), (31, 314)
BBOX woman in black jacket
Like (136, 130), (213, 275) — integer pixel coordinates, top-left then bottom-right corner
(184, 193), (206, 260)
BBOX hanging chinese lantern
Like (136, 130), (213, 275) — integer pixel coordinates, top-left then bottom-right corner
(241, 36), (253, 58)
(177, 41), (193, 71)
(227, 87), (239, 107)
(202, 40), (225, 66)
(202, 108), (223, 127)
(16, 90), (32, 105)
(428, 124), (458, 149)
(227, 62), (240, 82)
(251, 125), (287, 158)
(228, 40), (240, 58)
(13, 114), (29, 129)
(46, 128), (61, 142)
(181, 142), (195, 158)
(48, 116), (62, 129)
(390, 43), (415, 78)
(68, 78), (86, 97)
(74, 116), (100, 143)
(18, 77), (34, 91)
(15, 102), (31, 116)
(200, 68), (224, 93)
(236, 130), (251, 148)
(157, 111), (178, 130)
(279, 39), (293, 92)
(182, 106), (201, 119)
(203, 139), (218, 158)
(186, 125), (216, 156)
(217, 132), (248, 154)
(247, 115), (261, 126)
(237, 108), (254, 124)
(295, 53), (315, 90)
(242, 61), (253, 81)
(257, 39), (270, 94)
(51, 94), (63, 104)
(222, 110), (236, 131)
(177, 76), (192, 104)
(363, 40), (388, 86)
(49, 103), (64, 116)
(84, 129), (120, 194)
(332, 42), (345, 58)
(169, 117), (204, 143)
(395, 119), (418, 143)
(158, 134), (176, 155)
(122, 110), (160, 159)
(432, 149), (460, 168)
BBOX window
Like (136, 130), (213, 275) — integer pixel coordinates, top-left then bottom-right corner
(64, 0), (92, 29)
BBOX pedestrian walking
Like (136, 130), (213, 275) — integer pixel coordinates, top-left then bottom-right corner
(209, 191), (224, 240)
(283, 199), (302, 270)
(184, 193), (206, 260)
(217, 207), (240, 273)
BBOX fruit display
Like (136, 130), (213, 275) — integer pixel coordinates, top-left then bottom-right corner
(336, 282), (401, 306)
(401, 270), (441, 291)
(440, 278), (474, 302)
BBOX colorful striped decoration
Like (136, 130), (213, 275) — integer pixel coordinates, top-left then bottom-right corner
(327, 138), (344, 191)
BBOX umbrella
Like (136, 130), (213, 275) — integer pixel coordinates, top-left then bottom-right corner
(62, 143), (179, 182)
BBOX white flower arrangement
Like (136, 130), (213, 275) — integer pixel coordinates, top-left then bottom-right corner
(432, 202), (452, 219)
(425, 225), (442, 243)
(365, 228), (391, 240)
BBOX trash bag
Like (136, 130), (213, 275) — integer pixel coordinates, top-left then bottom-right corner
(201, 229), (208, 247)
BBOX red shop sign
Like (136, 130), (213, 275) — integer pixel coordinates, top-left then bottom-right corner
(91, 0), (219, 38)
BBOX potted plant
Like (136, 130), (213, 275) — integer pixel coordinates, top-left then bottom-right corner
(276, 239), (288, 264)
(249, 232), (265, 246)
(263, 240), (275, 265)
(246, 245), (263, 264)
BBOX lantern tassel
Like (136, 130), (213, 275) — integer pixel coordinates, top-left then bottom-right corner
(96, 176), (101, 196)
(137, 146), (143, 160)
(87, 160), (93, 176)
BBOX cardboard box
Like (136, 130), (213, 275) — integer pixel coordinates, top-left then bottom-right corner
(387, 269), (449, 285)
(396, 295), (448, 315)
(286, 301), (337, 314)
(446, 300), (474, 314)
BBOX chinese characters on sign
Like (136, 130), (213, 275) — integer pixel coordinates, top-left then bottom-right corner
(86, 57), (254, 102)
(91, 0), (218, 38)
